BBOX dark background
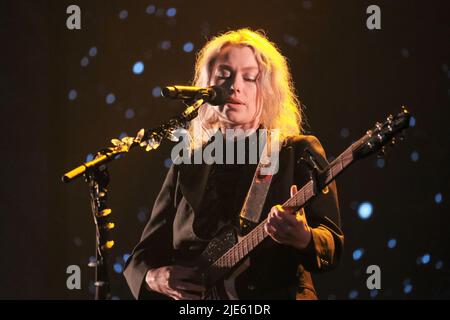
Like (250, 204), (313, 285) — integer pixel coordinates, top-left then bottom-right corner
(1, 0), (449, 299)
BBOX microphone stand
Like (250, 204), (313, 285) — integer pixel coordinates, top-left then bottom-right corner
(62, 98), (204, 300)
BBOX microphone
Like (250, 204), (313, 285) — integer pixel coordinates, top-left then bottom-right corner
(162, 85), (228, 105)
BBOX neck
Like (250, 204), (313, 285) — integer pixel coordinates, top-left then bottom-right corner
(219, 122), (261, 141)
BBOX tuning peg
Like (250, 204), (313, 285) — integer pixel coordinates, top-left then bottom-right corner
(375, 122), (382, 130)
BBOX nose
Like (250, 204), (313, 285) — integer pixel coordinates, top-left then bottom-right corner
(230, 76), (243, 94)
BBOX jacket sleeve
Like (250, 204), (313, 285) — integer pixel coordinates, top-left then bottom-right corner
(123, 164), (179, 299)
(292, 135), (344, 273)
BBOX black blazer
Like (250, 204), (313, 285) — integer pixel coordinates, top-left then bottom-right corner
(123, 135), (344, 299)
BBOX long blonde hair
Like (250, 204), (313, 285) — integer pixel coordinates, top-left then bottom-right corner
(188, 28), (303, 150)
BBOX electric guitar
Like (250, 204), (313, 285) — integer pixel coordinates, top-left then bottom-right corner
(182, 108), (412, 299)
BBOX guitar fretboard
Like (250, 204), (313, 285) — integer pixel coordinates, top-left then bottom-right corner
(208, 139), (360, 272)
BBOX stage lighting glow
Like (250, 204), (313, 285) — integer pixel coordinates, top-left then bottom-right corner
(166, 8), (177, 17)
(387, 238), (397, 249)
(410, 151), (419, 162)
(340, 127), (349, 138)
(125, 108), (135, 119)
(435, 260), (443, 270)
(421, 254), (431, 264)
(106, 93), (116, 104)
(358, 202), (373, 220)
(113, 263), (123, 273)
(409, 116), (416, 127)
(119, 132), (128, 139)
(376, 158), (385, 168)
(68, 89), (77, 101)
(89, 256), (96, 264)
(119, 10), (128, 20)
(352, 248), (364, 261)
(132, 61), (144, 75)
(152, 86), (162, 97)
(160, 40), (171, 50)
(434, 193), (442, 204)
(348, 290), (358, 299)
(183, 42), (194, 53)
(89, 46), (97, 57)
(123, 253), (130, 262)
(146, 5), (156, 14)
(80, 56), (89, 67)
(86, 153), (94, 162)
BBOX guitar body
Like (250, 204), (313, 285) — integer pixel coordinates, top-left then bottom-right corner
(193, 225), (251, 300)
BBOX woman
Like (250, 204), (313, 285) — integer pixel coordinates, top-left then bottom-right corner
(124, 28), (344, 300)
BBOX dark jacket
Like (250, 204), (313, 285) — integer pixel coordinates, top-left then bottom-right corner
(123, 135), (344, 299)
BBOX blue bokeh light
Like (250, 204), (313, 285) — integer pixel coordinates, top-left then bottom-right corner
(352, 248), (364, 261)
(106, 93), (116, 104)
(435, 260), (443, 270)
(160, 40), (171, 50)
(152, 86), (162, 97)
(348, 290), (358, 299)
(113, 263), (123, 273)
(410, 151), (419, 162)
(421, 253), (431, 264)
(164, 158), (173, 169)
(370, 289), (379, 298)
(409, 116), (416, 127)
(340, 127), (349, 138)
(166, 8), (177, 17)
(86, 153), (94, 162)
(376, 158), (385, 168)
(68, 89), (77, 101)
(146, 5), (156, 14)
(123, 253), (131, 263)
(132, 61), (144, 75)
(89, 46), (97, 57)
(358, 202), (373, 220)
(119, 10), (128, 20)
(387, 238), (397, 249)
(183, 42), (194, 53)
(435, 193), (443, 204)
(80, 56), (89, 67)
(125, 108), (135, 119)
(404, 284), (413, 294)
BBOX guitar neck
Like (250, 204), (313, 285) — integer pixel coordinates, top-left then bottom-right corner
(208, 139), (362, 272)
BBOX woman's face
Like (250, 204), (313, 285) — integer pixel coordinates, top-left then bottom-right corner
(210, 45), (261, 130)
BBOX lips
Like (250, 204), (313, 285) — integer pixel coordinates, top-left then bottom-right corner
(226, 97), (244, 105)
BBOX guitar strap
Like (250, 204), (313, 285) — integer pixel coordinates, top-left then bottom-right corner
(239, 130), (279, 232)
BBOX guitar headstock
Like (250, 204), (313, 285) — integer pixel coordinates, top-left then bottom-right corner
(352, 107), (412, 160)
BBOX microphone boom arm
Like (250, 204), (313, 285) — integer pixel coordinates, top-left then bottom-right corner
(62, 98), (204, 183)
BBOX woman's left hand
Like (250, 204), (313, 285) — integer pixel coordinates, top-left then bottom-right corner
(264, 184), (312, 250)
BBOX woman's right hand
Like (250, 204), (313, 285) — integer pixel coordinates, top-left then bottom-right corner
(145, 265), (205, 300)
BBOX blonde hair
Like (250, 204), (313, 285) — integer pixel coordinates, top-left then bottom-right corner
(188, 28), (303, 150)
